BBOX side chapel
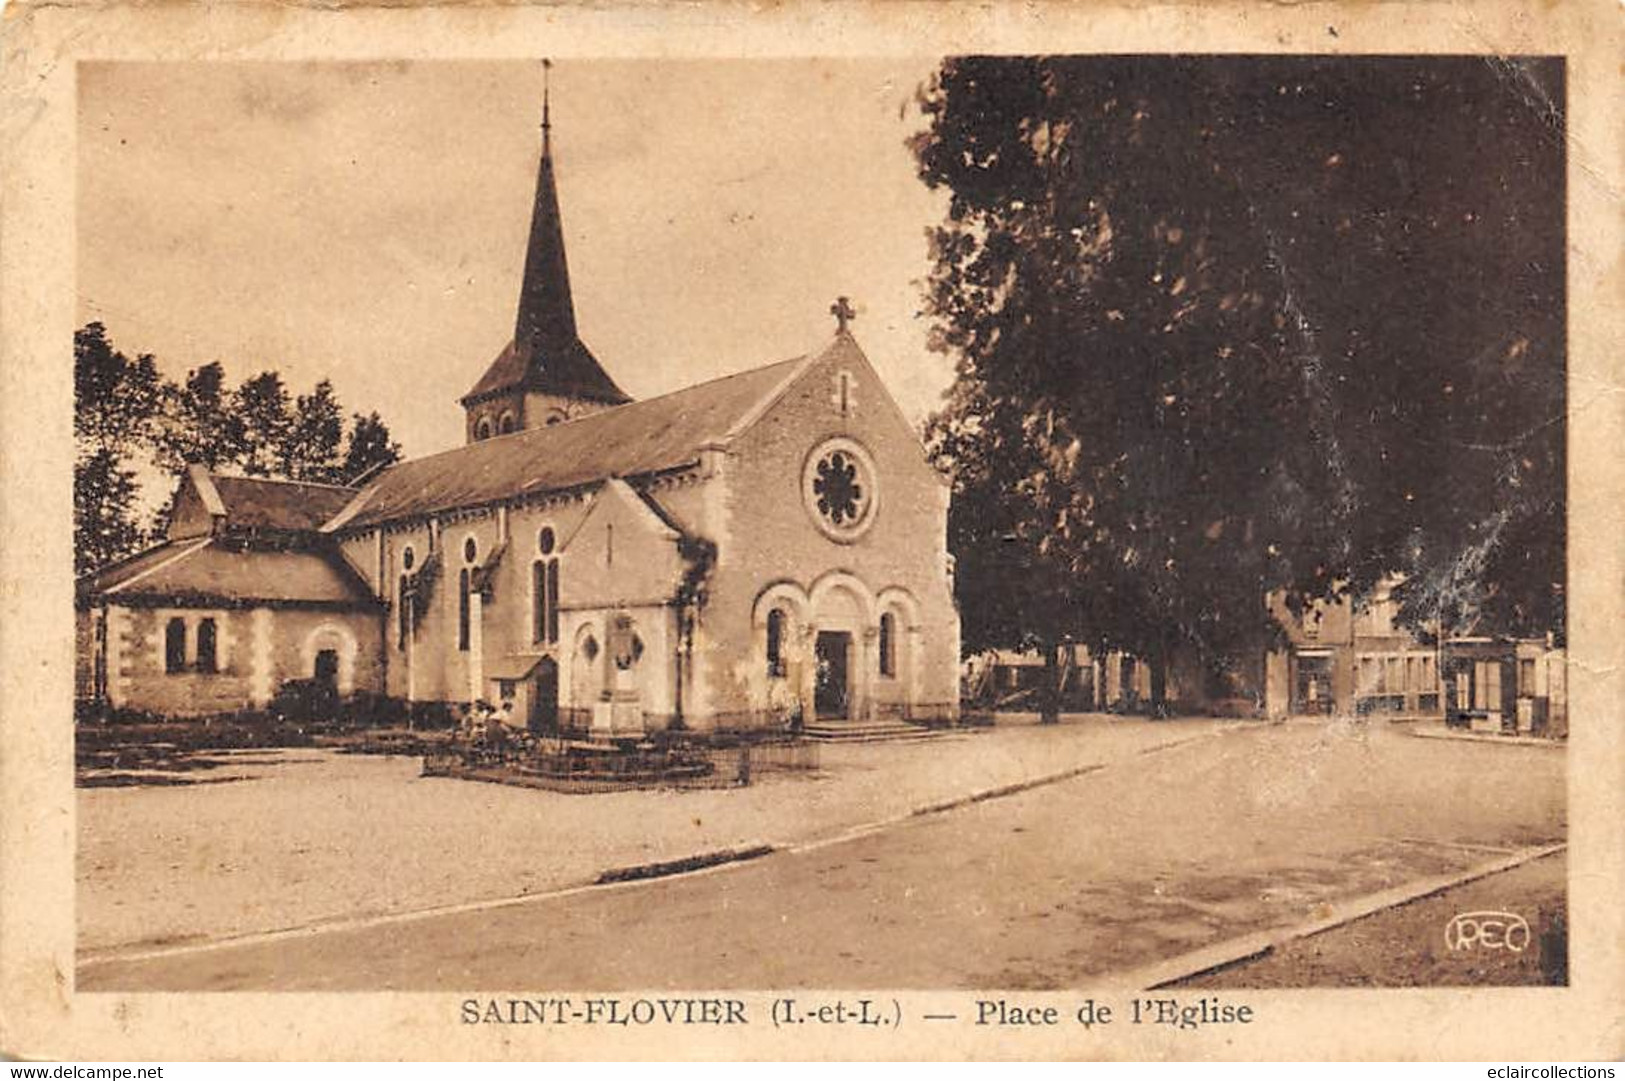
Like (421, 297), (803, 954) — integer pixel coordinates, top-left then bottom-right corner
(76, 90), (961, 736)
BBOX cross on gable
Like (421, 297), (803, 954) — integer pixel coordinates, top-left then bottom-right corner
(830, 296), (856, 333)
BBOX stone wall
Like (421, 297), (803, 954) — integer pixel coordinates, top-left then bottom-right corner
(341, 485), (688, 727)
(91, 603), (381, 717)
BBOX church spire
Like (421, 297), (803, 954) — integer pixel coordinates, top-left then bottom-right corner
(541, 57), (551, 160)
(514, 60), (577, 357)
(460, 67), (630, 437)
(466, 61), (629, 419)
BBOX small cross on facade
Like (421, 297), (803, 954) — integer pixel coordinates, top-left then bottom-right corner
(830, 296), (856, 333)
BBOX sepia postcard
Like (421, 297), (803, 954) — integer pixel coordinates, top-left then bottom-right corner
(1, 0), (1621, 1063)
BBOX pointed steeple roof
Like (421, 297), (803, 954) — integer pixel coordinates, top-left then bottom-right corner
(462, 77), (630, 407)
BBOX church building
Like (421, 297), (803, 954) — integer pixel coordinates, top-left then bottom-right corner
(76, 91), (962, 737)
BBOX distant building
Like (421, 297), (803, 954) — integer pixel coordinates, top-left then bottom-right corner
(1264, 578), (1442, 719)
(1263, 578), (1566, 735)
(966, 644), (1237, 716)
(1441, 636), (1567, 737)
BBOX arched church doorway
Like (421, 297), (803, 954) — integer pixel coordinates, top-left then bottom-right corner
(814, 631), (852, 720)
(807, 573), (876, 724)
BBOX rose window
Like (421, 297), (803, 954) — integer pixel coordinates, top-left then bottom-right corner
(813, 451), (865, 525)
(802, 438), (878, 541)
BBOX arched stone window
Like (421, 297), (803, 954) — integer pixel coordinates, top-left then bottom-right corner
(302, 623), (359, 698)
(475, 417), (493, 441)
(457, 567), (472, 652)
(498, 411), (516, 435)
(457, 535), (479, 651)
(546, 558), (559, 643)
(532, 526), (560, 645)
(535, 566), (560, 643)
(878, 611), (896, 678)
(398, 543), (417, 651)
(396, 575), (407, 650)
(533, 561), (560, 644)
(196, 618), (219, 674)
(164, 618), (187, 674)
(766, 608), (787, 679)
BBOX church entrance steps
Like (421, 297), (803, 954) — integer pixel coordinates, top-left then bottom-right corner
(799, 719), (944, 743)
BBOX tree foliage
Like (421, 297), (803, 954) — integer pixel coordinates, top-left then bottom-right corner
(75, 323), (163, 576)
(914, 56), (1565, 703)
(282, 380), (347, 482)
(74, 448), (146, 578)
(342, 411), (404, 486)
(153, 361), (241, 473)
(74, 323), (406, 574)
(234, 371), (295, 478)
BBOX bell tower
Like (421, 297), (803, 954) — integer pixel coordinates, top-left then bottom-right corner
(460, 62), (631, 442)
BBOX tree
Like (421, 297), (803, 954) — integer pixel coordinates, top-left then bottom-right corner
(912, 56), (1564, 710)
(341, 411), (403, 485)
(281, 379), (346, 482)
(926, 376), (1085, 722)
(914, 58), (1338, 711)
(153, 361), (245, 472)
(74, 323), (163, 574)
(233, 371), (293, 477)
(74, 450), (145, 578)
(75, 322), (163, 454)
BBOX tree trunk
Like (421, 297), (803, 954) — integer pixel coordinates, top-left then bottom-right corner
(1149, 638), (1170, 719)
(1040, 639), (1061, 725)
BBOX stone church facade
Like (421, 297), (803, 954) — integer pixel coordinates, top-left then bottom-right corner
(77, 96), (960, 736)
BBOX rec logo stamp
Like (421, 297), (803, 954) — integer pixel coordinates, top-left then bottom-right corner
(1445, 911), (1531, 952)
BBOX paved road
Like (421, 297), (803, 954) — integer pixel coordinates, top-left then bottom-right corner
(1177, 850), (1568, 988)
(80, 722), (1563, 991)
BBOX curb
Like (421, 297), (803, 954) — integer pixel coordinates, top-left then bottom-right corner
(595, 844), (776, 884)
(784, 727), (1235, 857)
(1113, 841), (1568, 990)
(1411, 728), (1565, 748)
(79, 836), (785, 970)
(909, 763), (1107, 817)
(907, 726), (1240, 819)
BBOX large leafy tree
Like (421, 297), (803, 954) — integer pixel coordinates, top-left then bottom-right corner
(914, 56), (1564, 708)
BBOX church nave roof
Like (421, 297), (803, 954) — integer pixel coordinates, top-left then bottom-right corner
(326, 346), (825, 532)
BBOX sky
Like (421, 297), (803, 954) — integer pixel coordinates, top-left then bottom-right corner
(78, 59), (953, 462)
